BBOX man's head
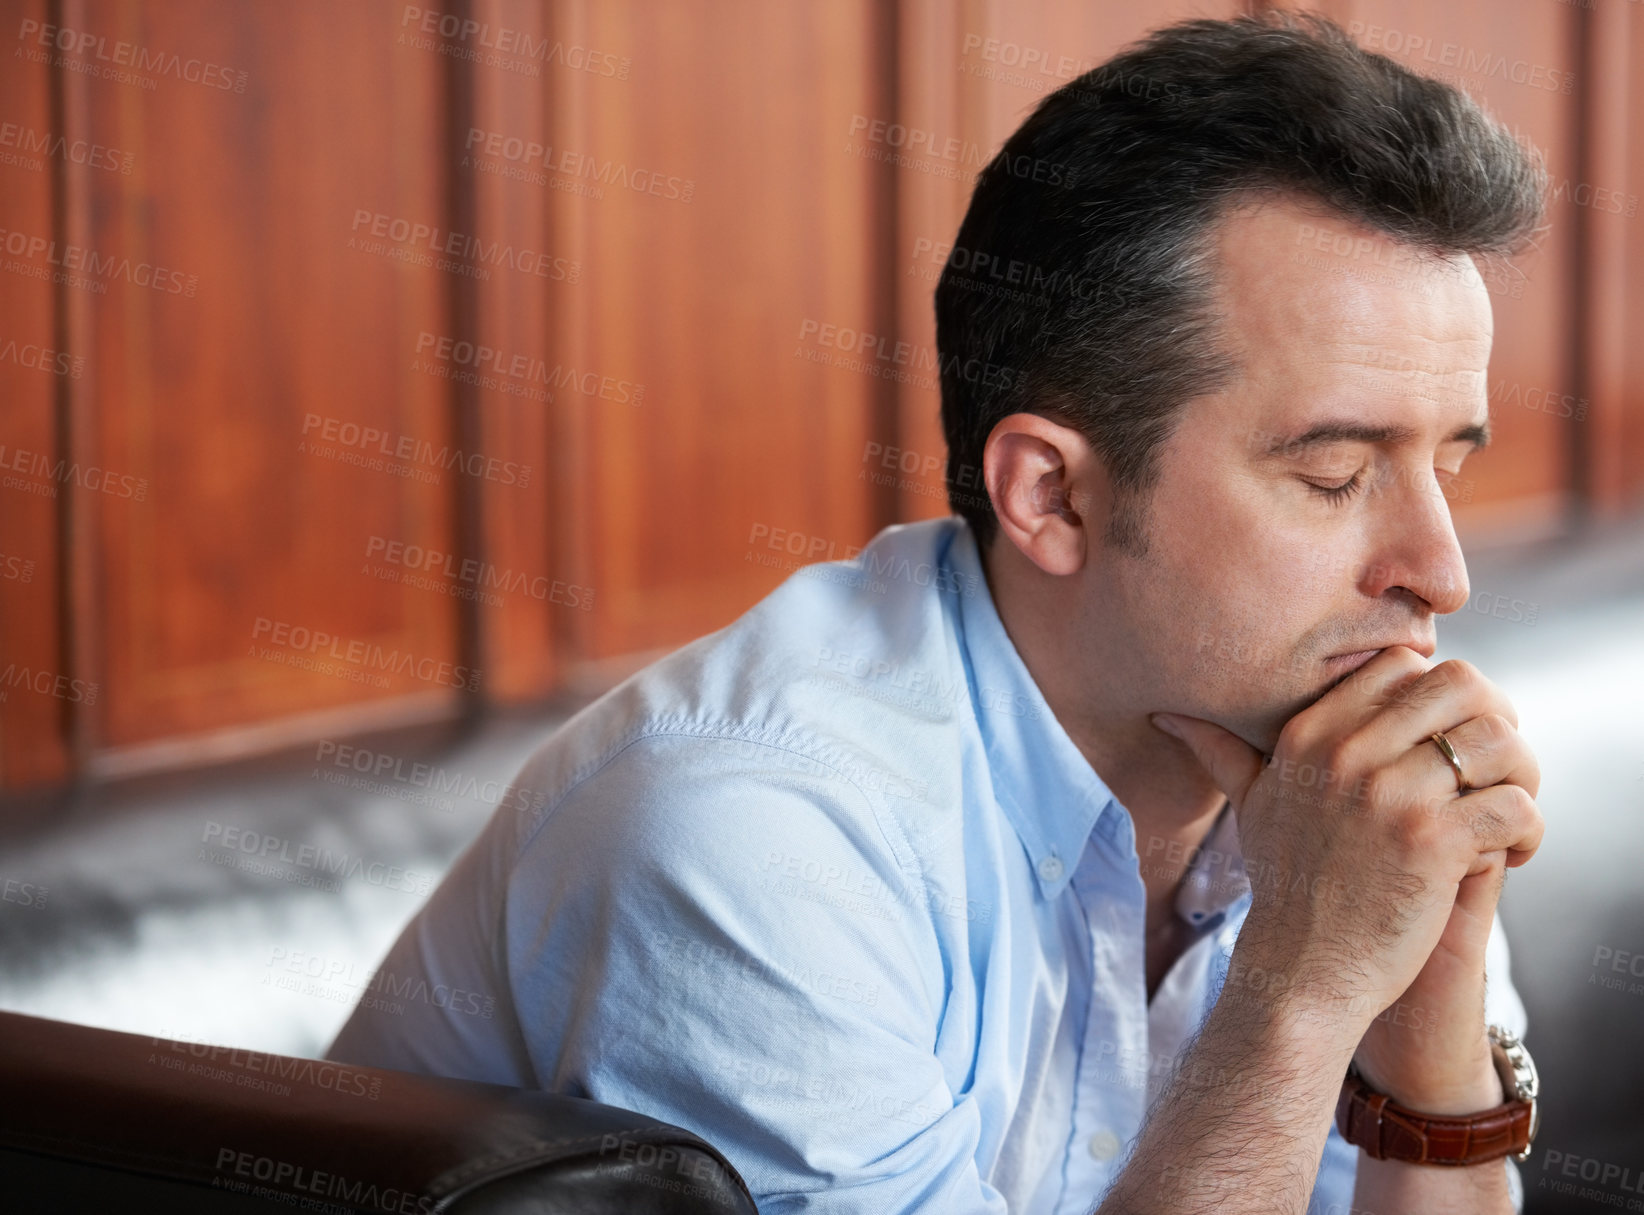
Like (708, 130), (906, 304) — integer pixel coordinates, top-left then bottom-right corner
(936, 12), (1547, 751)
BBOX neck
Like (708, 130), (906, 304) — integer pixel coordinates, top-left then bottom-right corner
(980, 534), (1227, 908)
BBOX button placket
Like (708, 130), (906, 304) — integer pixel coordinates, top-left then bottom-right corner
(1060, 845), (1148, 1209)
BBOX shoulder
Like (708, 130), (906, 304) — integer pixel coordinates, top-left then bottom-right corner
(514, 723), (919, 908)
(498, 517), (978, 868)
(502, 724), (953, 1041)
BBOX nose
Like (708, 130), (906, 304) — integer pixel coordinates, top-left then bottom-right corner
(1356, 467), (1470, 615)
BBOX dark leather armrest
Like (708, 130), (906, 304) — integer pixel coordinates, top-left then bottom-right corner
(0, 1010), (758, 1213)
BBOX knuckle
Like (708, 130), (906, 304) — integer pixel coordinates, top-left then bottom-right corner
(1434, 658), (1484, 696)
(1468, 804), (1508, 844)
(1277, 710), (1333, 760)
(1466, 786), (1537, 848)
(1520, 758), (1543, 800)
(1393, 810), (1440, 857)
(1361, 769), (1391, 811)
(1275, 716), (1310, 758)
(1374, 663), (1425, 705)
(1508, 783), (1541, 824)
(1505, 732), (1542, 795)
(1387, 646), (1429, 676)
(1475, 712), (1515, 749)
(1322, 735), (1362, 779)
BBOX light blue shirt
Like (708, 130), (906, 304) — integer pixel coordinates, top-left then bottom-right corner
(328, 515), (1526, 1213)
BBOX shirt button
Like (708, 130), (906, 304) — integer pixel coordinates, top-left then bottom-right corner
(1037, 856), (1064, 882)
(1087, 1129), (1121, 1161)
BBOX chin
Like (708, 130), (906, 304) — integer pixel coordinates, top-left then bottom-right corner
(1224, 684), (1322, 757)
(1185, 651), (1342, 757)
(1240, 718), (1285, 758)
(1265, 671), (1355, 751)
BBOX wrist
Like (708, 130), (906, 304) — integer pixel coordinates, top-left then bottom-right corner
(1339, 1026), (1540, 1170)
(1219, 937), (1372, 1058)
(1355, 1034), (1502, 1115)
(1210, 962), (1360, 1088)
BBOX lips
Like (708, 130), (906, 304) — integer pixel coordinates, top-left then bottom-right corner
(1321, 649), (1383, 677)
(1322, 639), (1436, 676)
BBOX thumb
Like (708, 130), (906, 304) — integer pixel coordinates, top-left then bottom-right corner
(1151, 713), (1266, 806)
(1433, 853), (1506, 972)
(1453, 851), (1508, 923)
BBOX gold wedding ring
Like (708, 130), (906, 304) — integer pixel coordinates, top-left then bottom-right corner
(1430, 730), (1470, 793)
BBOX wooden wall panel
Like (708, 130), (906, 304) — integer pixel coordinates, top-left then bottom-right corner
(426, 0), (561, 704)
(0, 0), (71, 787)
(543, 0), (885, 661)
(63, 0), (465, 769)
(1584, 0), (1644, 515)
(2, 0), (1639, 792)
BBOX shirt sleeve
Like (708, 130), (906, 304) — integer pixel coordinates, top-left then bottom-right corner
(1305, 908), (1529, 1213)
(502, 729), (1009, 1214)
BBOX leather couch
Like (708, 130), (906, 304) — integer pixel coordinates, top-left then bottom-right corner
(0, 1010), (758, 1212)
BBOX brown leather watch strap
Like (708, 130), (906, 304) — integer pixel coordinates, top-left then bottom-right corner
(1336, 1068), (1535, 1165)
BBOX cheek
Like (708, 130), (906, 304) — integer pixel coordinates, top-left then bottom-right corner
(1151, 473), (1290, 595)
(1167, 465), (1346, 600)
(1143, 491), (1334, 672)
(1138, 459), (1365, 736)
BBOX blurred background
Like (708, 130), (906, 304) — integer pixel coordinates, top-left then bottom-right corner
(0, 1), (1640, 1210)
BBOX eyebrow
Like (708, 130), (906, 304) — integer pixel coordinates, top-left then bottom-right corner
(1261, 419), (1491, 457)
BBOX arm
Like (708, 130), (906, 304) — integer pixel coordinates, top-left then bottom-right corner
(1095, 949), (1360, 1213)
(1347, 895), (1524, 1215)
(504, 730), (1008, 1214)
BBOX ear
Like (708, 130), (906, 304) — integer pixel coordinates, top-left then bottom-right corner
(983, 412), (1110, 577)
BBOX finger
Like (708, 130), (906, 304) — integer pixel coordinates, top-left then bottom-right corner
(1364, 659), (1520, 756)
(1441, 713), (1540, 797)
(1453, 850), (1506, 936)
(1280, 645), (1431, 752)
(1380, 712), (1542, 806)
(1432, 850), (1506, 968)
(1152, 713), (1265, 806)
(1435, 781), (1544, 866)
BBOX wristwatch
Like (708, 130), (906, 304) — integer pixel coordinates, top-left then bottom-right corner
(1335, 1025), (1540, 1165)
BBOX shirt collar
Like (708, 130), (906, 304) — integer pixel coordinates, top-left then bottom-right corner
(946, 520), (1121, 900)
(946, 519), (1253, 920)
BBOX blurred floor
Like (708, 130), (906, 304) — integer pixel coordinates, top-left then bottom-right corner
(0, 521), (1640, 1210)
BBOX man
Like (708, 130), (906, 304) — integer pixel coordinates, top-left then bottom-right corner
(329, 12), (1547, 1212)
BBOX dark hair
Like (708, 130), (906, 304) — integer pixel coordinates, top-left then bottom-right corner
(936, 9), (1547, 554)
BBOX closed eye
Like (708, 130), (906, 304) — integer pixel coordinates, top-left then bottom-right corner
(1304, 469), (1365, 504)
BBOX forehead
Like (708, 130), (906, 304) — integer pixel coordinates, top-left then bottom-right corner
(1204, 193), (1494, 403)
